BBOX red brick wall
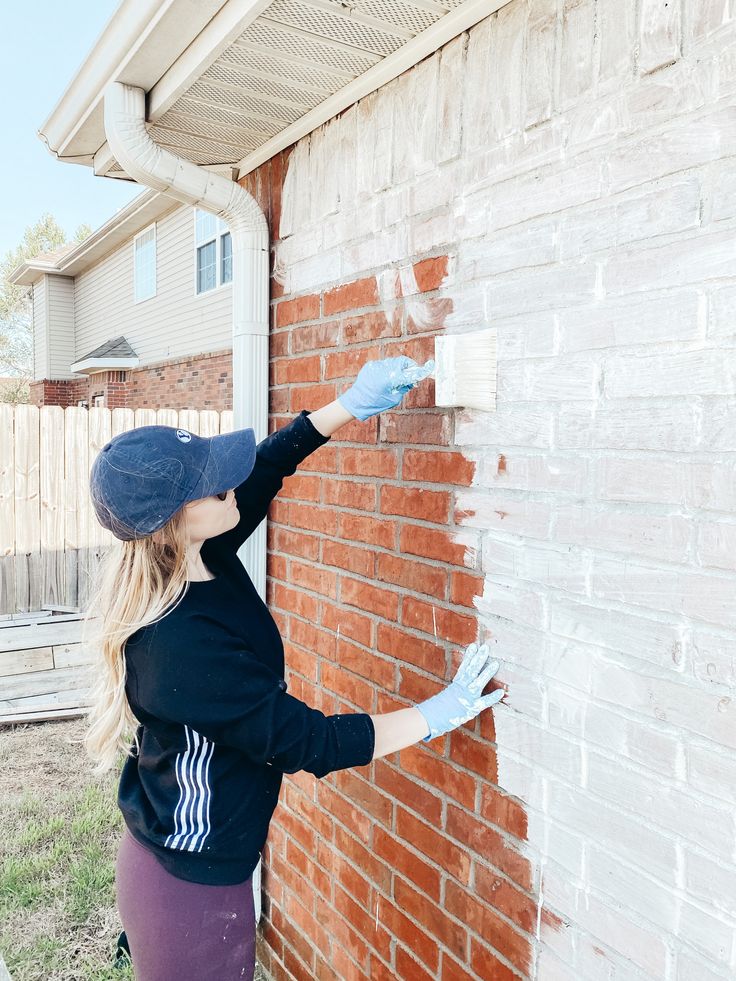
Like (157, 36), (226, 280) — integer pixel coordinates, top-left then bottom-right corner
(238, 154), (528, 981)
(28, 349), (233, 412)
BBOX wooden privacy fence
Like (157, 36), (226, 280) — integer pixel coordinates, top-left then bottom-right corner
(0, 404), (234, 616)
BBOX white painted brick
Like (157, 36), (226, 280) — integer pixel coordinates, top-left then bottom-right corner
(549, 687), (683, 778)
(456, 490), (552, 539)
(477, 450), (587, 495)
(605, 348), (736, 398)
(559, 175), (701, 260)
(494, 662), (547, 721)
(559, 0), (596, 106)
(500, 356), (599, 402)
(677, 950), (735, 981)
(491, 159), (604, 230)
(687, 741), (736, 804)
(591, 653), (736, 746)
(709, 285), (736, 339)
(699, 400), (736, 452)
(558, 290), (702, 353)
(488, 262), (598, 317)
(586, 750), (735, 859)
(554, 504), (691, 564)
(454, 404), (554, 448)
(490, 0), (526, 139)
(464, 218), (558, 279)
(475, 576), (548, 630)
(573, 934), (626, 981)
(287, 249), (341, 293)
(605, 229), (736, 295)
(545, 638), (594, 693)
(408, 210), (455, 255)
(556, 402), (698, 451)
(586, 845), (679, 932)
(685, 850), (736, 919)
(392, 54), (438, 184)
(549, 595), (686, 671)
(572, 889), (670, 977)
(462, 16), (493, 157)
(545, 823), (586, 879)
(565, 94), (630, 153)
(624, 57), (714, 135)
(598, 0), (636, 83)
(440, 284), (487, 331)
(436, 33), (464, 164)
(535, 941), (576, 980)
(689, 0), (734, 42)
(278, 138), (311, 238)
(498, 713), (582, 783)
(590, 557), (736, 630)
(676, 899), (734, 966)
(546, 779), (679, 883)
(597, 456), (692, 508)
(625, 714), (684, 777)
(356, 87), (392, 198)
(691, 627), (736, 687)
(696, 521), (736, 572)
(407, 168), (456, 218)
(310, 116), (340, 223)
(478, 616), (548, 674)
(492, 311), (557, 359)
(336, 103), (358, 213)
(486, 737), (545, 804)
(639, 0), (682, 75)
(481, 536), (589, 596)
(690, 460), (736, 511)
(524, 0), (557, 127)
(607, 108), (736, 192)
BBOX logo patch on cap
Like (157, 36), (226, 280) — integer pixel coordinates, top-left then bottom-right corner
(175, 429), (192, 443)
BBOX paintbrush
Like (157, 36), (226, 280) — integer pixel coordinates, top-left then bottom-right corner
(434, 327), (497, 412)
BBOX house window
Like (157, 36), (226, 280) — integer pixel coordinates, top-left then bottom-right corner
(92, 394), (105, 406)
(134, 225), (156, 302)
(195, 209), (232, 294)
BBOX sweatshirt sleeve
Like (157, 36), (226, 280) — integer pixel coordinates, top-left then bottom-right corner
(134, 618), (375, 779)
(207, 410), (330, 553)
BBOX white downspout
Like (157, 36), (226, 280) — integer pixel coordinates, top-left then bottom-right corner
(103, 81), (270, 599)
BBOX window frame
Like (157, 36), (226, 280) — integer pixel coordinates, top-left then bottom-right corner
(193, 209), (232, 297)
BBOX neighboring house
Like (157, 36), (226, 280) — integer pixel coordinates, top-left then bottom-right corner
(11, 193), (235, 410)
(26, 2), (736, 981)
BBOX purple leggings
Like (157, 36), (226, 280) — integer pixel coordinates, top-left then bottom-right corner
(115, 827), (256, 981)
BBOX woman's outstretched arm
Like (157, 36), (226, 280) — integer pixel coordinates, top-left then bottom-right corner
(369, 707), (430, 759)
(307, 400), (355, 437)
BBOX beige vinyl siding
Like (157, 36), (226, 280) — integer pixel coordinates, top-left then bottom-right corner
(32, 279), (48, 379)
(74, 205), (232, 365)
(46, 276), (77, 379)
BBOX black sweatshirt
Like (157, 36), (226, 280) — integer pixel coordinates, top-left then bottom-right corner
(118, 410), (376, 885)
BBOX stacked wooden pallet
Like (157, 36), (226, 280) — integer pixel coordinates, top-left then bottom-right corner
(0, 606), (97, 725)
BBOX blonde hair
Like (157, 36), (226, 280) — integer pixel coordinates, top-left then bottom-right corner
(82, 507), (191, 775)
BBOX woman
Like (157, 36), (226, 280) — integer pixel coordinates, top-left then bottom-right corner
(83, 356), (504, 981)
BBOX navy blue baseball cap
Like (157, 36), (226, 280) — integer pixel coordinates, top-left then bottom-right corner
(89, 424), (257, 541)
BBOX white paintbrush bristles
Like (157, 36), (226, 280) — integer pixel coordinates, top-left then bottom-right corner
(434, 327), (497, 411)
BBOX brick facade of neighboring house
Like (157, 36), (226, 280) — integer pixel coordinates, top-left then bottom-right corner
(29, 349), (234, 411)
(231, 3), (735, 981)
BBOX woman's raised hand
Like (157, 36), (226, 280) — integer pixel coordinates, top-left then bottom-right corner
(415, 643), (505, 742)
(337, 356), (435, 421)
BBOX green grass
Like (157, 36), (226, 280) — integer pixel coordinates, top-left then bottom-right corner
(0, 743), (135, 981)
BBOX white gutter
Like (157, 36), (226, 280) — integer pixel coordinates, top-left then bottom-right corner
(103, 81), (270, 599)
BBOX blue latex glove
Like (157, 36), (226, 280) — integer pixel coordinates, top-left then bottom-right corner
(416, 643), (504, 742)
(337, 356), (435, 421)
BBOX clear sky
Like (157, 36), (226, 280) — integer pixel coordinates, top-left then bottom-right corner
(0, 1), (139, 258)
